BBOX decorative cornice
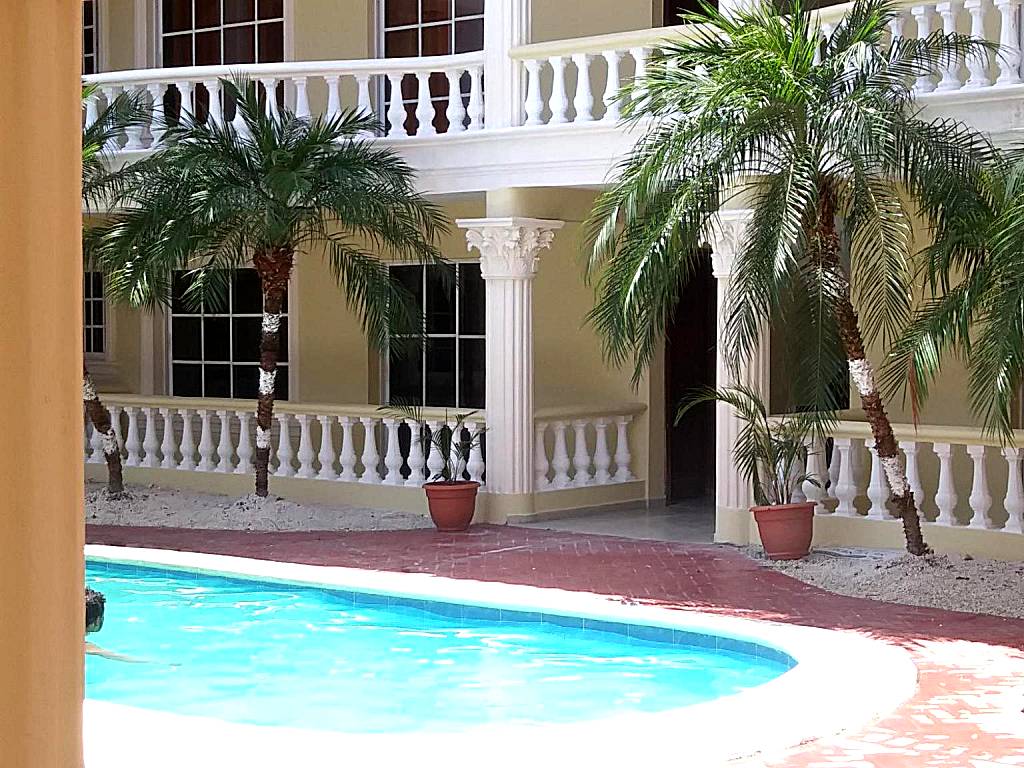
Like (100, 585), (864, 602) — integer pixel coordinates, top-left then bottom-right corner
(457, 217), (564, 279)
(709, 209), (753, 278)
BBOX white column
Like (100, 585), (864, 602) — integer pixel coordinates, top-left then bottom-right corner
(459, 217), (563, 499)
(484, 0), (531, 128)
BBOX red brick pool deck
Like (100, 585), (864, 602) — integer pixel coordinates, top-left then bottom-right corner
(87, 523), (1024, 767)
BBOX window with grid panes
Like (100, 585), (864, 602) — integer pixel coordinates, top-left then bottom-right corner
(170, 270), (289, 400)
(83, 1), (98, 74)
(84, 272), (106, 356)
(388, 263), (485, 408)
(161, 0), (284, 121)
(381, 1), (484, 133)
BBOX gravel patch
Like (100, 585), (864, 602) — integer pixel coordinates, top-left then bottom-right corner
(85, 481), (433, 532)
(753, 547), (1024, 619)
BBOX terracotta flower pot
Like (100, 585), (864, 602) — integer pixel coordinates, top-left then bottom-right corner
(751, 502), (815, 560)
(423, 481), (480, 532)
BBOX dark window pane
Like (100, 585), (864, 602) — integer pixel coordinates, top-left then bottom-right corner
(275, 365), (289, 400)
(163, 34), (193, 67)
(459, 338), (485, 408)
(232, 366), (259, 399)
(278, 317), (289, 362)
(84, 1), (95, 27)
(389, 348), (423, 406)
(426, 265), (455, 333)
(232, 317), (262, 362)
(391, 265), (424, 310)
(91, 328), (106, 355)
(92, 272), (104, 295)
(203, 317), (231, 361)
(385, 0), (419, 27)
(428, 71), (449, 97)
(195, 0), (221, 28)
(84, 28), (95, 55)
(422, 23), (452, 56)
(224, 0), (255, 23)
(425, 338), (456, 406)
(195, 29), (221, 65)
(422, 0), (451, 23)
(224, 25), (255, 64)
(455, 0), (484, 17)
(205, 364), (232, 397)
(432, 97), (449, 133)
(173, 364), (203, 396)
(83, 57), (96, 76)
(454, 18), (483, 53)
(163, 0), (193, 33)
(459, 262), (484, 334)
(258, 0), (283, 19)
(172, 317), (203, 360)
(385, 28), (418, 58)
(172, 272), (199, 313)
(231, 269), (262, 313)
(258, 21), (284, 62)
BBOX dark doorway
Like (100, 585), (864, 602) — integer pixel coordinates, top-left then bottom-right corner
(663, 0), (717, 25)
(665, 252), (717, 503)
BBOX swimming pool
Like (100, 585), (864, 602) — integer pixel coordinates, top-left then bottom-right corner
(86, 559), (792, 732)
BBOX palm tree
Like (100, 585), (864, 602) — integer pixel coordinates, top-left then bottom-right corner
(885, 149), (1024, 439)
(82, 85), (150, 496)
(584, 0), (994, 554)
(96, 77), (446, 497)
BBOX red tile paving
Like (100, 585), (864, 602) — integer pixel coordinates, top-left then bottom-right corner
(87, 524), (1024, 767)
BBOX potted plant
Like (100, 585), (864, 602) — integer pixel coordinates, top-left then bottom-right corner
(678, 385), (824, 560)
(385, 407), (486, 532)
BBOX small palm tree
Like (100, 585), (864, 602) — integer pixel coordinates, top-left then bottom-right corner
(584, 0), (994, 554)
(82, 85), (150, 496)
(96, 77), (446, 497)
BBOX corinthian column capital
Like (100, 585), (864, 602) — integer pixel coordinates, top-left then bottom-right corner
(457, 217), (564, 279)
(709, 209), (754, 279)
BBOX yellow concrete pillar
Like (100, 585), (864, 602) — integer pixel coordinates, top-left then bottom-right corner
(0, 2), (85, 767)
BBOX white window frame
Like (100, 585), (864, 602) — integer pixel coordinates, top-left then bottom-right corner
(383, 261), (485, 409)
(83, 0), (108, 74)
(84, 270), (112, 363)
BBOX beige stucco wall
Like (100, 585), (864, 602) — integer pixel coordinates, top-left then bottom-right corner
(531, 0), (657, 42)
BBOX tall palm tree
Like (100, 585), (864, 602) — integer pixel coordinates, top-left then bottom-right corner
(584, 0), (994, 554)
(82, 85), (149, 496)
(96, 77), (446, 497)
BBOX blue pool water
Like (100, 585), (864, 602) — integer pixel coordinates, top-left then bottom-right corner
(85, 560), (793, 733)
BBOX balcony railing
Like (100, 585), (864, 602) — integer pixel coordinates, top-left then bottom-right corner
(534, 404), (645, 491)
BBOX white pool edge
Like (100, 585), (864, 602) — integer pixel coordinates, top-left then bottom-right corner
(84, 544), (918, 768)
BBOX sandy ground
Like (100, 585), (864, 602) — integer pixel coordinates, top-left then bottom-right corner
(85, 481), (433, 532)
(755, 546), (1024, 619)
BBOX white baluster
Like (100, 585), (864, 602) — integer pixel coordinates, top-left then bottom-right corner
(966, 444), (993, 529)
(445, 69), (467, 133)
(108, 405), (124, 457)
(936, 2), (963, 91)
(406, 420), (426, 486)
(123, 407), (142, 467)
(426, 420), (444, 482)
(911, 6), (936, 93)
(592, 418), (613, 485)
(865, 440), (892, 519)
(825, 439), (841, 506)
(215, 410), (235, 473)
(175, 80), (195, 122)
(571, 53), (594, 122)
(996, 0), (1023, 85)
(1002, 447), (1024, 533)
(88, 423), (104, 464)
(293, 76), (310, 119)
(355, 74), (372, 120)
(613, 416), (633, 482)
(296, 414), (316, 479)
(84, 89), (100, 130)
(159, 408), (177, 469)
(338, 416), (358, 481)
(629, 47), (649, 106)
(178, 409), (196, 470)
(466, 421), (485, 484)
(534, 421), (551, 489)
(602, 50), (622, 122)
(524, 60), (545, 125)
(551, 421), (572, 488)
(888, 13), (904, 43)
(100, 86), (123, 150)
(549, 56), (569, 124)
(387, 73), (407, 137)
(324, 75), (341, 121)
(235, 412), (253, 474)
(804, 438), (827, 513)
(833, 438), (858, 516)
(383, 418), (404, 485)
(899, 440), (925, 516)
(933, 442), (959, 525)
(415, 71), (436, 136)
(203, 79), (223, 126)
(790, 446), (808, 503)
(146, 83), (167, 146)
(316, 415), (338, 480)
(197, 409), (215, 472)
(230, 90), (249, 137)
(141, 408), (160, 468)
(274, 413), (295, 477)
(467, 66), (483, 130)
(963, 0), (992, 87)
(359, 417), (381, 483)
(259, 77), (280, 119)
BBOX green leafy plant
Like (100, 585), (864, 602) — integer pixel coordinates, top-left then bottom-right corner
(679, 386), (822, 506)
(382, 405), (486, 483)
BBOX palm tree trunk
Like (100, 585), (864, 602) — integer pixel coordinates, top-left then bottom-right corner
(83, 365), (125, 495)
(817, 186), (930, 555)
(252, 246), (295, 497)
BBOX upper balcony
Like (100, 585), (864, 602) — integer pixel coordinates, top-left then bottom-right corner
(83, 0), (1024, 196)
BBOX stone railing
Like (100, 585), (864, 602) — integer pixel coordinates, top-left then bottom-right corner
(804, 421), (1023, 534)
(533, 404), (646, 491)
(85, 395), (487, 486)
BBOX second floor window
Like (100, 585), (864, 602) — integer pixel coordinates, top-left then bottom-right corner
(83, 0), (98, 74)
(84, 271), (106, 356)
(161, 1), (284, 67)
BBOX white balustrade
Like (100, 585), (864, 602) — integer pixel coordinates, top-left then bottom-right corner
(550, 422), (572, 488)
(593, 419), (612, 484)
(447, 419), (462, 480)
(964, 0), (991, 87)
(425, 420), (445, 483)
(832, 438), (859, 516)
(359, 417), (381, 483)
(415, 71), (436, 136)
(535, 422), (552, 489)
(966, 444), (992, 529)
(274, 413), (295, 477)
(602, 50), (622, 122)
(338, 416), (358, 481)
(316, 415), (338, 481)
(549, 57), (569, 124)
(571, 420), (592, 486)
(405, 420), (426, 486)
(898, 439), (924, 513)
(865, 440), (892, 520)
(159, 408), (177, 469)
(466, 421), (485, 483)
(996, 0), (1023, 85)
(178, 409), (196, 471)
(295, 413), (316, 479)
(108, 405), (125, 457)
(803, 437), (827, 513)
(536, 409), (640, 492)
(911, 5), (936, 93)
(215, 410), (235, 473)
(236, 412), (253, 474)
(935, 2), (962, 91)
(123, 407), (141, 467)
(934, 442), (959, 525)
(197, 409), (215, 472)
(1003, 447), (1024, 533)
(383, 418), (404, 485)
(141, 407), (160, 468)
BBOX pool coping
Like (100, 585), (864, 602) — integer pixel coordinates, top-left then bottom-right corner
(84, 544), (918, 768)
